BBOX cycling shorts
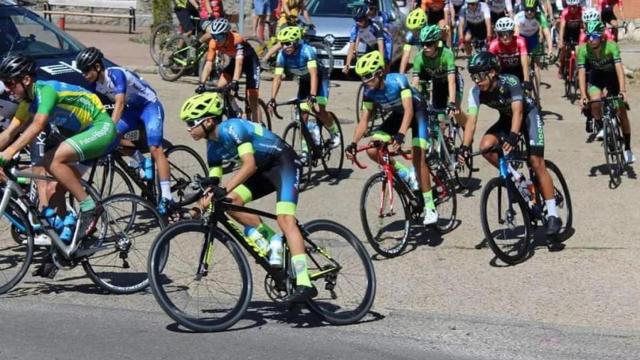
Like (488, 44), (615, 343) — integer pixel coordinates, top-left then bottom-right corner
(371, 99), (430, 150)
(29, 125), (67, 166)
(502, 65), (525, 82)
(430, 73), (464, 110)
(116, 101), (165, 147)
(563, 23), (580, 43)
(465, 22), (487, 41)
(491, 11), (506, 25)
(588, 71), (620, 96)
(297, 71), (330, 108)
(601, 5), (616, 24)
(230, 146), (300, 215)
(175, 6), (198, 33)
(65, 113), (117, 161)
(485, 100), (544, 157)
(222, 48), (261, 90)
(427, 7), (445, 25)
(523, 34), (541, 54)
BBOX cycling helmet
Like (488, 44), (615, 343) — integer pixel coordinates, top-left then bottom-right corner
(355, 50), (385, 77)
(585, 20), (605, 34)
(180, 93), (224, 122)
(0, 55), (36, 81)
(419, 24), (442, 43)
(277, 26), (304, 43)
(75, 47), (104, 72)
(565, 0), (580, 5)
(468, 51), (500, 74)
(406, 8), (427, 31)
(495, 17), (515, 32)
(209, 18), (231, 35)
(582, 8), (601, 22)
(353, 5), (369, 21)
(523, 0), (538, 9)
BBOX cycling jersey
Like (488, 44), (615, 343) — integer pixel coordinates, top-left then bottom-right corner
(459, 2), (491, 25)
(560, 6), (582, 43)
(488, 0), (513, 14)
(489, 36), (528, 80)
(206, 32), (254, 62)
(95, 67), (158, 109)
(514, 10), (548, 37)
(403, 31), (421, 52)
(412, 46), (463, 109)
(274, 43), (329, 104)
(577, 40), (621, 74)
(349, 21), (393, 61)
(206, 118), (299, 215)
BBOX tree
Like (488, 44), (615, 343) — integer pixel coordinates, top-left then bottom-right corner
(152, 0), (172, 27)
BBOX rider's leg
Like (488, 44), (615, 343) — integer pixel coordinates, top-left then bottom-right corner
(463, 31), (472, 56)
(227, 188), (262, 227)
(245, 59), (261, 123)
(588, 87), (604, 123)
(479, 134), (500, 167)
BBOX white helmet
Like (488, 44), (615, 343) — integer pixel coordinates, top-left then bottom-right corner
(209, 18), (231, 35)
(495, 17), (515, 32)
(582, 8), (600, 22)
(565, 0), (580, 5)
(466, 0), (479, 3)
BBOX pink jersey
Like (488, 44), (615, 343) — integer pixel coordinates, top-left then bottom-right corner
(489, 35), (528, 68)
(579, 28), (615, 44)
(560, 6), (582, 24)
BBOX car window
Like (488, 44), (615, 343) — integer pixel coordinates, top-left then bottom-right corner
(0, 7), (83, 57)
(306, 0), (365, 17)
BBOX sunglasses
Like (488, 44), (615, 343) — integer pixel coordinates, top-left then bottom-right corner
(587, 33), (602, 41)
(361, 70), (382, 82)
(281, 41), (296, 48)
(422, 41), (438, 48)
(498, 31), (513, 37)
(185, 117), (209, 129)
(470, 71), (490, 82)
(2, 79), (18, 89)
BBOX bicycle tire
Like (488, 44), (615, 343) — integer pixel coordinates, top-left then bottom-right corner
(0, 201), (33, 294)
(302, 219), (376, 325)
(92, 162), (135, 199)
(158, 34), (191, 82)
(150, 21), (179, 65)
(164, 144), (208, 207)
(603, 117), (624, 188)
(543, 160), (573, 243)
(360, 172), (411, 258)
(480, 177), (532, 265)
(283, 121), (312, 191)
(82, 194), (166, 294)
(254, 98), (272, 130)
(148, 221), (252, 332)
(320, 112), (344, 179)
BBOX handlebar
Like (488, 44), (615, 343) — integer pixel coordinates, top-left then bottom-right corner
(350, 140), (412, 170)
(583, 95), (630, 110)
(270, 98), (320, 119)
(199, 84), (246, 101)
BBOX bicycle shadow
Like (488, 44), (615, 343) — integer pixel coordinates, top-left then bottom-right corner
(164, 300), (385, 333)
(459, 177), (482, 198)
(1, 275), (112, 298)
(541, 110), (563, 121)
(302, 168), (353, 192)
(484, 227), (571, 268)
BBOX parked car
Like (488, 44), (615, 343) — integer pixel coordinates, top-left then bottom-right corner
(304, 0), (406, 73)
(0, 0), (117, 122)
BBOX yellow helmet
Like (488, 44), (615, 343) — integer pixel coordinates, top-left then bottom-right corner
(355, 50), (385, 77)
(405, 8), (427, 31)
(179, 93), (224, 122)
(277, 26), (304, 43)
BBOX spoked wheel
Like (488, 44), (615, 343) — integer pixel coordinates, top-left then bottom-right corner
(82, 194), (166, 294)
(319, 112), (344, 179)
(253, 98), (272, 130)
(0, 201), (33, 294)
(283, 122), (312, 191)
(360, 173), (411, 258)
(542, 160), (573, 243)
(480, 177), (532, 265)
(150, 21), (178, 65)
(430, 163), (457, 234)
(90, 161), (135, 199)
(302, 219), (376, 325)
(603, 117), (625, 189)
(148, 221), (252, 332)
(158, 34), (191, 82)
(450, 125), (473, 190)
(164, 145), (208, 206)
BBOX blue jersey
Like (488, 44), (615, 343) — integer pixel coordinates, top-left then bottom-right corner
(405, 31), (420, 46)
(95, 67), (158, 109)
(349, 21), (392, 48)
(274, 43), (324, 78)
(206, 118), (288, 168)
(362, 73), (420, 113)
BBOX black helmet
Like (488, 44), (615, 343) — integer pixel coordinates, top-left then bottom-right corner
(0, 55), (36, 81)
(353, 5), (368, 20)
(468, 51), (500, 73)
(75, 47), (104, 72)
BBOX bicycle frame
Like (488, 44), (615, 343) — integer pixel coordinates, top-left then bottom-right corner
(273, 99), (324, 159)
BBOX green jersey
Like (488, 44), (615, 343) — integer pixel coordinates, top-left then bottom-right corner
(576, 40), (621, 74)
(411, 46), (456, 82)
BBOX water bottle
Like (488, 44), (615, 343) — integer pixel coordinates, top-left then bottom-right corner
(244, 227), (269, 257)
(143, 157), (154, 180)
(306, 121), (321, 146)
(508, 165), (530, 201)
(268, 233), (283, 268)
(127, 159), (146, 179)
(398, 167), (419, 191)
(60, 212), (77, 243)
(42, 207), (64, 234)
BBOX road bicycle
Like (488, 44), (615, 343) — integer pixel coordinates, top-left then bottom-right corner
(157, 31), (228, 82)
(474, 138), (573, 265)
(147, 176), (376, 332)
(150, 16), (209, 65)
(352, 141), (457, 258)
(273, 99), (344, 191)
(559, 40), (579, 104)
(0, 156), (166, 294)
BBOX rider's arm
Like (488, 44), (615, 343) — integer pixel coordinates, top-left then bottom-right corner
(233, 42), (246, 82)
(344, 25), (359, 72)
(352, 106), (372, 144)
(107, 68), (127, 124)
(542, 25), (553, 54)
(373, 23), (386, 63)
(506, 0), (513, 17)
(398, 89), (414, 137)
(282, 0), (292, 16)
(612, 44), (626, 95)
(448, 73), (457, 104)
(188, 0), (199, 9)
(270, 52), (285, 100)
(199, 41), (216, 84)
(204, 0), (213, 18)
(576, 45), (588, 100)
(225, 150), (257, 193)
(444, 49), (457, 104)
(0, 117), (26, 150)
(463, 86), (481, 146)
(510, 100), (523, 135)
(6, 113), (47, 157)
(483, 5), (493, 39)
(518, 36), (530, 82)
(458, 12), (466, 43)
(399, 33), (414, 74)
(558, 18), (566, 49)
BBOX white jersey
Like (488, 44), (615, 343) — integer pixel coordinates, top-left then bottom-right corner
(488, 0), (513, 13)
(95, 67), (158, 108)
(514, 10), (547, 37)
(460, 2), (491, 24)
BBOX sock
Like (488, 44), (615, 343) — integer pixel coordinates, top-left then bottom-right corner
(328, 121), (339, 135)
(423, 190), (436, 210)
(546, 199), (558, 218)
(291, 254), (311, 287)
(624, 133), (631, 151)
(257, 223), (276, 240)
(79, 197), (96, 212)
(132, 150), (145, 165)
(160, 180), (173, 200)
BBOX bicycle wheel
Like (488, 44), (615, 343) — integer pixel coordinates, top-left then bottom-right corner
(283, 121), (312, 191)
(603, 117), (624, 188)
(319, 112), (344, 179)
(150, 21), (178, 65)
(543, 160), (573, 243)
(252, 98), (272, 130)
(360, 172), (411, 258)
(0, 201), (33, 294)
(450, 125), (473, 190)
(148, 221), (252, 332)
(82, 194), (166, 294)
(302, 219), (376, 325)
(480, 177), (532, 265)
(431, 164), (457, 234)
(165, 144), (208, 206)
(158, 34), (191, 82)
(90, 161), (135, 198)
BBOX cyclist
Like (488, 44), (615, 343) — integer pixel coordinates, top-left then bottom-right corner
(489, 17), (531, 85)
(411, 25), (465, 125)
(596, 0), (624, 40)
(400, 8), (428, 74)
(578, 21), (633, 163)
(458, 0), (493, 56)
(514, 0), (553, 98)
(488, 0), (514, 25)
(579, 8), (615, 43)
(0, 55), (117, 242)
(421, 0), (451, 44)
(277, 0), (312, 29)
(342, 6), (393, 74)
(346, 51), (439, 225)
(267, 26), (340, 163)
(365, 0), (392, 31)
(459, 52), (562, 235)
(198, 18), (262, 125)
(179, 92), (316, 303)
(174, 0), (200, 40)
(75, 47), (175, 213)
(557, 0), (582, 80)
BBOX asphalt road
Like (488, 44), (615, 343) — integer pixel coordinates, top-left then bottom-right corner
(1, 59), (640, 359)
